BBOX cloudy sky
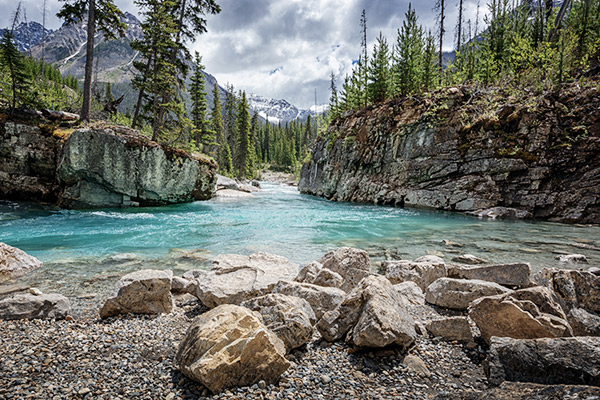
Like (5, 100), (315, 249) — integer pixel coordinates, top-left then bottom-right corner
(1, 0), (484, 109)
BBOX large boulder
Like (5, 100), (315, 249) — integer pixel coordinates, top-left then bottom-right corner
(295, 262), (343, 289)
(434, 382), (600, 400)
(316, 275), (416, 349)
(192, 253), (299, 308)
(394, 281), (425, 305)
(382, 256), (447, 291)
(175, 304), (290, 393)
(241, 293), (316, 352)
(533, 268), (600, 314)
(447, 263), (531, 288)
(425, 316), (473, 342)
(0, 291), (71, 320)
(318, 247), (371, 292)
(486, 336), (600, 386)
(272, 280), (345, 319)
(99, 269), (174, 318)
(425, 278), (512, 310)
(469, 286), (573, 344)
(0, 243), (43, 283)
(57, 129), (217, 208)
(567, 307), (600, 336)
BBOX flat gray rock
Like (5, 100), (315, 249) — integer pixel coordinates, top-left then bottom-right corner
(0, 292), (71, 320)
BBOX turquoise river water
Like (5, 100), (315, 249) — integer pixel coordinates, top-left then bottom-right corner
(1, 183), (599, 297)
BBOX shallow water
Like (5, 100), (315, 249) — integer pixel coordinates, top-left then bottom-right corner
(1, 183), (598, 296)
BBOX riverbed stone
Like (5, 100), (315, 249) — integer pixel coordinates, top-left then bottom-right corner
(425, 278), (512, 310)
(272, 280), (345, 319)
(394, 281), (425, 305)
(533, 268), (600, 314)
(216, 174), (238, 190)
(171, 276), (195, 294)
(382, 257), (447, 291)
(469, 286), (572, 344)
(193, 253), (299, 308)
(175, 304), (290, 393)
(318, 247), (372, 292)
(0, 243), (43, 283)
(434, 382), (600, 400)
(241, 293), (316, 352)
(317, 275), (416, 349)
(425, 317), (473, 342)
(485, 336), (600, 386)
(451, 254), (488, 265)
(0, 292), (71, 320)
(100, 269), (174, 318)
(447, 263), (532, 288)
(556, 254), (588, 264)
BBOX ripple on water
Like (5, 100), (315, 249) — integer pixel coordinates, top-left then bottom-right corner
(0, 184), (599, 296)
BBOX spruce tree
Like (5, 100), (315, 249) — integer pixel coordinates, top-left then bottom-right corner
(367, 32), (391, 103)
(393, 4), (424, 97)
(57, 0), (125, 121)
(328, 72), (340, 120)
(210, 83), (228, 171)
(0, 6), (31, 115)
(190, 52), (214, 150)
(235, 91), (252, 179)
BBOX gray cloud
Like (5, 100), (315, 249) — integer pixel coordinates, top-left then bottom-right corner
(1, 0), (486, 109)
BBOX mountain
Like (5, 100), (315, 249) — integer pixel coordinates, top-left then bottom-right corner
(248, 94), (327, 124)
(17, 13), (313, 122)
(0, 21), (52, 53)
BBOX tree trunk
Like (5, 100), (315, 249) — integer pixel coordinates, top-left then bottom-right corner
(131, 57), (152, 129)
(438, 0), (445, 73)
(457, 0), (463, 53)
(81, 0), (96, 121)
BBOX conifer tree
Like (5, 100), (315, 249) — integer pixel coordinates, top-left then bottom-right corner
(57, 0), (125, 121)
(435, 0), (446, 73)
(210, 83), (231, 174)
(223, 84), (238, 156)
(235, 91), (252, 179)
(190, 52), (214, 150)
(328, 72), (340, 120)
(422, 31), (438, 91)
(0, 6), (31, 115)
(359, 9), (369, 107)
(367, 32), (391, 103)
(393, 4), (424, 96)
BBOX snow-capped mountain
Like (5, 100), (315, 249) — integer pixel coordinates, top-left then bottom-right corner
(248, 94), (327, 123)
(0, 21), (52, 53)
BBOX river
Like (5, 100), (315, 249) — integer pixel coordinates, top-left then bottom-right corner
(1, 183), (598, 296)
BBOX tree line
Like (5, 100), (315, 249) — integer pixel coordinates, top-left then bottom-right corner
(328, 0), (600, 120)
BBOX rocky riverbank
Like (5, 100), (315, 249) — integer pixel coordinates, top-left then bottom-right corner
(1, 243), (599, 399)
(299, 83), (600, 224)
(0, 120), (217, 208)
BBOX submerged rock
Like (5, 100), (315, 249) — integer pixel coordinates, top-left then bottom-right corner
(193, 252), (298, 308)
(0, 242), (43, 283)
(0, 291), (71, 320)
(175, 304), (290, 393)
(556, 254), (588, 264)
(451, 254), (488, 265)
(100, 269), (174, 318)
(485, 336), (600, 386)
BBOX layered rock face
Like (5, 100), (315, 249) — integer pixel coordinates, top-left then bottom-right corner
(299, 86), (600, 223)
(0, 122), (217, 208)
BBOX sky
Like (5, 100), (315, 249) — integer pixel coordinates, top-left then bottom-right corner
(0, 0), (484, 109)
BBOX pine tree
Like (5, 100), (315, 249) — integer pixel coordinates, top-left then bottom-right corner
(235, 91), (252, 179)
(359, 9), (369, 107)
(328, 72), (340, 120)
(435, 0), (446, 73)
(422, 31), (438, 91)
(190, 52), (214, 150)
(392, 4), (424, 97)
(57, 0), (125, 121)
(0, 5), (31, 115)
(210, 82), (231, 174)
(367, 32), (391, 103)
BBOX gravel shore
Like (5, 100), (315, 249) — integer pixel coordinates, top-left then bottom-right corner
(0, 295), (489, 400)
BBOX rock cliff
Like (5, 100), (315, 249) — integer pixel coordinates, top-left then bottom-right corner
(0, 121), (217, 208)
(300, 84), (600, 224)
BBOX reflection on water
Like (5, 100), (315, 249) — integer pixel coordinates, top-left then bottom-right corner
(1, 183), (599, 296)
